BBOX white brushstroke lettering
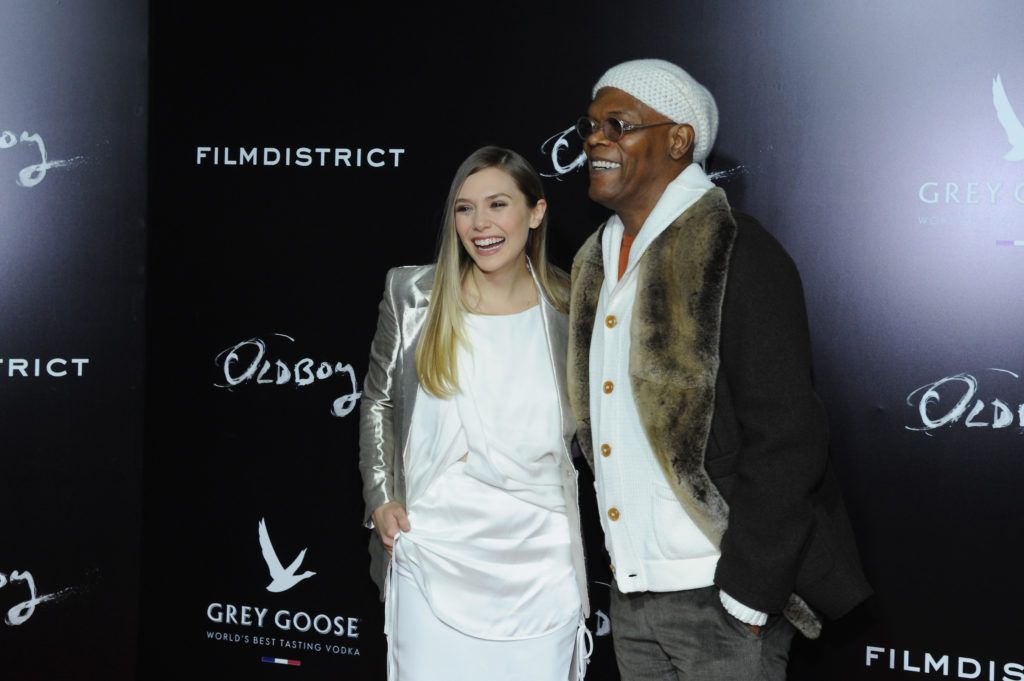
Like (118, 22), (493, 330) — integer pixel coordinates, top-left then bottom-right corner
(906, 369), (1024, 432)
(1, 128), (80, 188)
(540, 125), (587, 178)
(0, 569), (73, 626)
(214, 334), (361, 417)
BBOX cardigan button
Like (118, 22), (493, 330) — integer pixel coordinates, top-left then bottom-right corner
(605, 314), (617, 328)
(607, 507), (620, 521)
(602, 380), (614, 394)
(600, 443), (611, 457)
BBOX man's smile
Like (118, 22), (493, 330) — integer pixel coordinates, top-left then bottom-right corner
(589, 159), (622, 171)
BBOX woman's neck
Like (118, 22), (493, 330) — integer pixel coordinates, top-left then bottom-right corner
(462, 256), (538, 315)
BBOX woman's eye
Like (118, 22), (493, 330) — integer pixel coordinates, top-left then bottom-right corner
(455, 205), (472, 213)
(491, 201), (507, 209)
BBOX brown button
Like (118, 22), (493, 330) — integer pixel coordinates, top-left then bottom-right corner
(607, 507), (620, 521)
(605, 315), (617, 328)
(603, 380), (614, 394)
(600, 443), (612, 457)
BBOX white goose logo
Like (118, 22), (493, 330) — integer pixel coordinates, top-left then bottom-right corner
(993, 74), (1024, 161)
(259, 518), (316, 593)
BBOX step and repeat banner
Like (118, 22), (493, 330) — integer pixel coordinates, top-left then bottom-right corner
(4, 1), (1022, 679)
(0, 1), (148, 680)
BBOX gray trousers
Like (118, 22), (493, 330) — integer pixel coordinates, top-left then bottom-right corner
(609, 584), (795, 681)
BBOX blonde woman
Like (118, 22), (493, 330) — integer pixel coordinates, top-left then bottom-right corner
(359, 146), (590, 681)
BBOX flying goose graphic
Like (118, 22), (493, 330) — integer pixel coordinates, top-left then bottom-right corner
(993, 74), (1024, 161)
(259, 518), (316, 592)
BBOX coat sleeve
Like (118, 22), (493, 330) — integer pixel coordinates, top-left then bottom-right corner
(713, 217), (830, 613)
(358, 267), (402, 527)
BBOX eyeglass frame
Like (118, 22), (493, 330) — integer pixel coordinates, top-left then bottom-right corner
(575, 116), (677, 142)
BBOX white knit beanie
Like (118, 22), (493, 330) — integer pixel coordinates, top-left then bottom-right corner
(593, 58), (719, 164)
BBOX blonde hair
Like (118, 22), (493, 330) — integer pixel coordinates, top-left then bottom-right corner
(415, 146), (569, 398)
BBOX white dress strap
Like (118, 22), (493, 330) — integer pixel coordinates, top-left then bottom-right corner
(573, 616), (593, 680)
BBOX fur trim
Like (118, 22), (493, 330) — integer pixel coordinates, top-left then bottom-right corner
(628, 188), (736, 547)
(784, 593), (823, 639)
(567, 225), (606, 468)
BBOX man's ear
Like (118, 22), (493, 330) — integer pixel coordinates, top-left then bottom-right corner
(668, 123), (695, 161)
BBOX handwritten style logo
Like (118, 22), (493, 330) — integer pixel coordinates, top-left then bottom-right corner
(259, 518), (316, 593)
(905, 368), (1024, 433)
(214, 334), (362, 417)
(540, 125), (587, 178)
(539, 124), (747, 182)
(993, 74), (1024, 162)
(1, 568), (73, 626)
(1, 128), (84, 188)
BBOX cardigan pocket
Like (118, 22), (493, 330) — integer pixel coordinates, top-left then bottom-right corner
(650, 483), (719, 560)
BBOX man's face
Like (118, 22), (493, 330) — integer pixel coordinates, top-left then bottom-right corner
(583, 87), (680, 215)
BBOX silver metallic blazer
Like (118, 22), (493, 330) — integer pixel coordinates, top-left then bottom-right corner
(357, 263), (590, 616)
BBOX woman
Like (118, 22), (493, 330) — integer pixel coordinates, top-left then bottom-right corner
(358, 146), (590, 681)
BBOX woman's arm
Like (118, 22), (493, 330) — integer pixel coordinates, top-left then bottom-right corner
(358, 268), (405, 530)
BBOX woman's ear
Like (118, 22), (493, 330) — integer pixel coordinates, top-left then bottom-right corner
(530, 198), (548, 229)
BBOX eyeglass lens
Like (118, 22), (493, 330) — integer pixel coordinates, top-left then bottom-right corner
(576, 117), (625, 141)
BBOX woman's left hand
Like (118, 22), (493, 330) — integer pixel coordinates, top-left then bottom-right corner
(372, 501), (411, 555)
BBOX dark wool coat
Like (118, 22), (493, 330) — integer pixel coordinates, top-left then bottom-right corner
(568, 187), (871, 638)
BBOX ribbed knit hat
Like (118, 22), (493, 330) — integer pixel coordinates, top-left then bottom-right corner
(593, 59), (718, 163)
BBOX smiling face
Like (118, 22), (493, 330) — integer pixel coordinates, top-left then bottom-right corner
(453, 166), (546, 277)
(584, 87), (693, 226)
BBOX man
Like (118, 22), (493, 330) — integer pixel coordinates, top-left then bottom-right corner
(567, 59), (871, 680)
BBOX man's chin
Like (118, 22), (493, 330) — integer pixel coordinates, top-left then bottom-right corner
(587, 184), (618, 210)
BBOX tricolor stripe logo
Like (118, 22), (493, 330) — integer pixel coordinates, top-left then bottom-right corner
(262, 656), (301, 667)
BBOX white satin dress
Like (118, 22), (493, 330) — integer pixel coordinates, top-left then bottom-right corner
(384, 305), (584, 681)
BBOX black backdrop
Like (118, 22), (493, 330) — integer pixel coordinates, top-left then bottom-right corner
(3, 1), (1023, 680)
(1, 1), (146, 679)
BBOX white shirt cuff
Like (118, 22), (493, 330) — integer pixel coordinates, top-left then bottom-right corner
(719, 590), (769, 626)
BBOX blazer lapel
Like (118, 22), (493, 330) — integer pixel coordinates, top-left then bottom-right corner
(397, 268), (434, 451)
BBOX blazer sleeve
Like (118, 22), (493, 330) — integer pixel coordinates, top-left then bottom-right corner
(713, 217), (830, 613)
(358, 267), (402, 527)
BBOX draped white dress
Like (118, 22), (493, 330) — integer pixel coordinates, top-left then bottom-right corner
(384, 305), (583, 681)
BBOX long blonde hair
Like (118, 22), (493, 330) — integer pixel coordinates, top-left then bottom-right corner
(415, 146), (569, 397)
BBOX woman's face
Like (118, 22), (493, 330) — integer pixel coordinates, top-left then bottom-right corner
(454, 167), (546, 276)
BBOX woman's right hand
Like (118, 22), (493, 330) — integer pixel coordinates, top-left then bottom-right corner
(372, 501), (411, 555)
